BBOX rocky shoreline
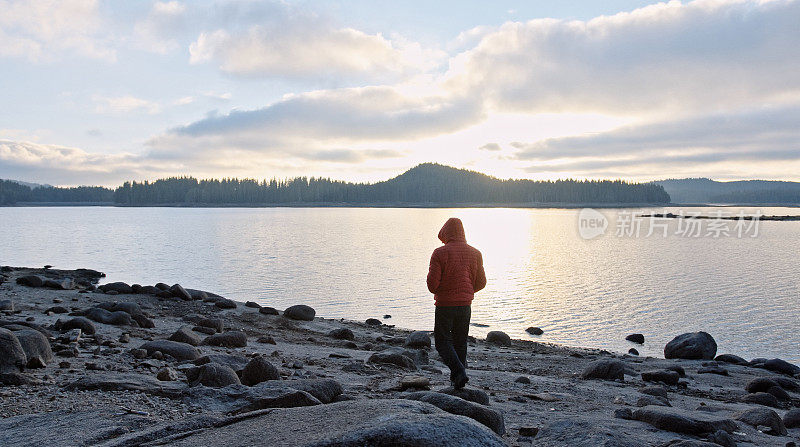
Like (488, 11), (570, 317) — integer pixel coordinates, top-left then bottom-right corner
(1, 266), (798, 446)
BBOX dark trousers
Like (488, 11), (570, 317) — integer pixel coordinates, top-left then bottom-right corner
(434, 305), (471, 379)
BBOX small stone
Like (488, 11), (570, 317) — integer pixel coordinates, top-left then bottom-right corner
(581, 359), (625, 381)
(119, 333), (130, 343)
(525, 327), (544, 336)
(383, 315), (392, 319)
(328, 328), (355, 341)
(399, 375), (430, 390)
(241, 356), (280, 386)
(404, 331), (431, 349)
(365, 318), (382, 326)
(156, 367), (178, 381)
(257, 336), (277, 345)
(284, 305), (316, 321)
(642, 369), (680, 385)
(514, 376), (531, 384)
(741, 392), (779, 408)
(486, 331), (512, 346)
(58, 361), (71, 368)
(245, 301), (261, 308)
(132, 348), (147, 359)
(628, 348), (639, 356)
(519, 427), (539, 437)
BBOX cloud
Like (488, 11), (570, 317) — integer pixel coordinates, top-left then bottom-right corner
(189, 25), (444, 81)
(132, 1), (187, 54)
(148, 86), (485, 161)
(0, 139), (157, 185)
(478, 143), (502, 151)
(446, 0), (800, 116)
(0, 0), (115, 61)
(514, 103), (800, 177)
(92, 95), (162, 114)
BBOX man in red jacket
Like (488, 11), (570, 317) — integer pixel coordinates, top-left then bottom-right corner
(427, 217), (487, 389)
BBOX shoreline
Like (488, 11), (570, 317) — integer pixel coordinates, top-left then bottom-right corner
(1, 266), (798, 446)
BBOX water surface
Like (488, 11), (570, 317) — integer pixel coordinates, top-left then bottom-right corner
(1, 206), (798, 362)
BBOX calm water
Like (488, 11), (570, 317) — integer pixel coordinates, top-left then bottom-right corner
(1, 206), (798, 363)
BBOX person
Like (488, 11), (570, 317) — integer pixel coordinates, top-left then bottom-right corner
(426, 217), (486, 389)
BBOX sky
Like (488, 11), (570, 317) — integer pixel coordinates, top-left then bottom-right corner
(1, 0), (799, 186)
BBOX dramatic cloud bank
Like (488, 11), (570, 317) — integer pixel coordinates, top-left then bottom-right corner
(3, 0), (800, 184)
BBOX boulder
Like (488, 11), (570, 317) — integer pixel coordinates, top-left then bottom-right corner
(741, 392), (779, 408)
(260, 378), (343, 404)
(85, 307), (133, 326)
(628, 348), (639, 356)
(155, 282), (170, 291)
(735, 407), (787, 435)
(368, 350), (416, 370)
(195, 354), (250, 373)
(61, 317), (96, 335)
(697, 366), (728, 376)
(438, 387), (491, 405)
(169, 284), (192, 301)
(259, 306), (279, 315)
(16, 275), (44, 287)
(365, 318), (382, 326)
(664, 332), (717, 360)
(404, 391), (505, 435)
(131, 314), (155, 328)
(169, 326), (203, 346)
(632, 406), (737, 435)
(283, 305), (315, 321)
(14, 329), (53, 366)
(240, 357), (280, 386)
(772, 376), (800, 391)
(642, 369), (680, 386)
(762, 358), (800, 376)
(486, 331), (511, 346)
(139, 285), (161, 295)
(404, 331), (432, 349)
(746, 377), (779, 393)
(766, 385), (790, 401)
(140, 340), (200, 361)
(0, 328), (26, 373)
(328, 328), (355, 341)
(714, 354), (748, 365)
(0, 299), (13, 311)
(185, 382), (322, 414)
(626, 333), (645, 344)
(783, 408), (800, 429)
(203, 330), (247, 348)
(44, 278), (74, 290)
(214, 298), (237, 309)
(244, 301), (261, 308)
(197, 318), (224, 333)
(581, 359), (625, 381)
(98, 282), (133, 294)
(45, 306), (68, 314)
(525, 326), (544, 336)
(192, 363), (241, 388)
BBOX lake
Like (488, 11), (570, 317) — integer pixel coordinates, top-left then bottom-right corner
(1, 206), (798, 363)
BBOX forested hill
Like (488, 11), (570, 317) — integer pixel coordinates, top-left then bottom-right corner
(112, 164), (669, 205)
(655, 178), (800, 204)
(2, 163), (670, 205)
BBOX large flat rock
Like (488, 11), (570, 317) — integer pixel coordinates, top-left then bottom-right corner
(155, 400), (506, 447)
(64, 372), (188, 398)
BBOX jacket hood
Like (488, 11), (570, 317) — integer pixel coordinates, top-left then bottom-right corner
(438, 217), (466, 243)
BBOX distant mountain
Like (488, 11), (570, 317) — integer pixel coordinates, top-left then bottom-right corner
(655, 178), (800, 204)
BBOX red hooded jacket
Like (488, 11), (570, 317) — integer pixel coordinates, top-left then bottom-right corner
(427, 218), (487, 306)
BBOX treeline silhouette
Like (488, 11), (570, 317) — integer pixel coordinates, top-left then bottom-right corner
(0, 180), (113, 205)
(656, 178), (800, 204)
(2, 163), (671, 206)
(113, 164), (670, 205)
